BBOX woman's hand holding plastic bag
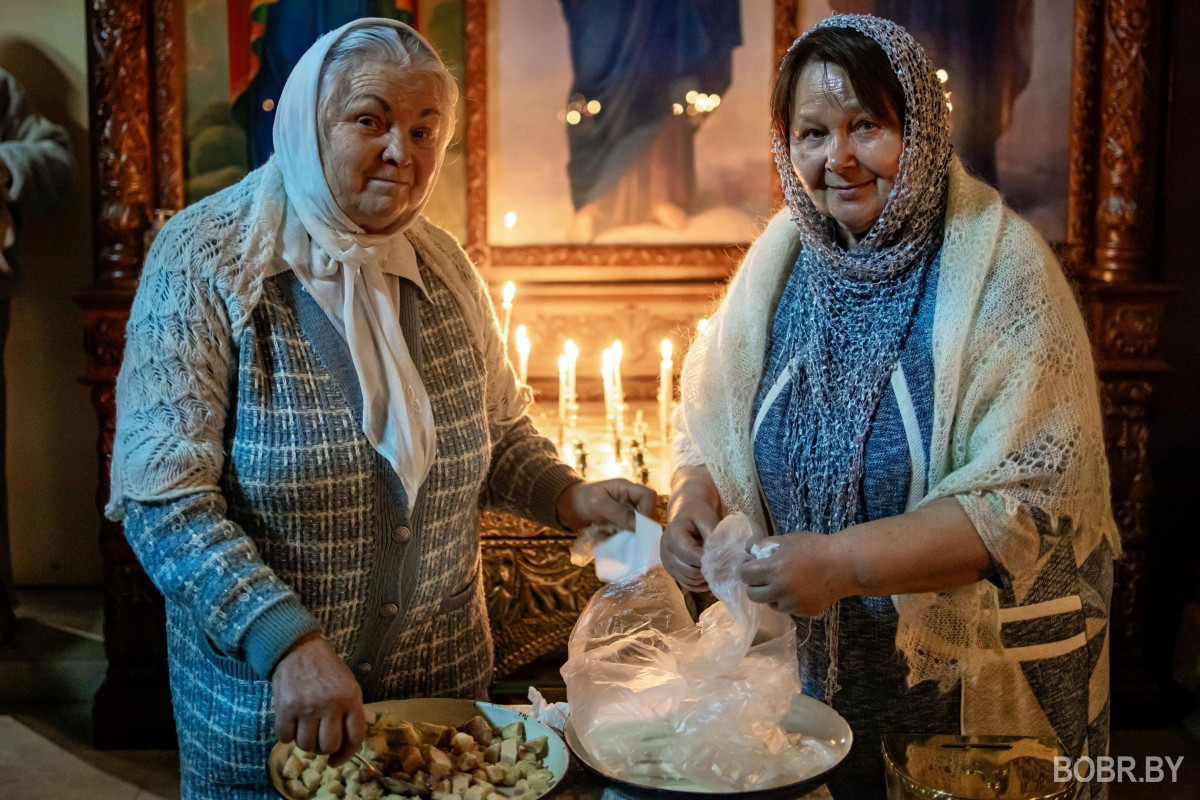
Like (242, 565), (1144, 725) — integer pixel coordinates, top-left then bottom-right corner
(563, 513), (829, 792)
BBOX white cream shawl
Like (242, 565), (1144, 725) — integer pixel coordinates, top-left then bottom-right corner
(675, 157), (1120, 734)
(273, 17), (445, 510)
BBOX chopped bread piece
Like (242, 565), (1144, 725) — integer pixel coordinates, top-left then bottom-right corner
(498, 739), (518, 766)
(426, 747), (454, 779)
(455, 751), (481, 772)
(287, 778), (311, 799)
(417, 722), (449, 746)
(484, 765), (507, 784)
(499, 722), (525, 743)
(398, 746), (425, 774)
(450, 732), (477, 755)
(283, 754), (305, 780)
(482, 742), (501, 764)
(462, 716), (493, 747)
(521, 737), (548, 759)
(386, 721), (422, 748)
(302, 766), (324, 791)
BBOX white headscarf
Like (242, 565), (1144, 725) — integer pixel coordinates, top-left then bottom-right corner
(272, 17), (446, 511)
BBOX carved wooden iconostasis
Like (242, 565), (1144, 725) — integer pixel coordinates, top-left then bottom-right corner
(80, 0), (1170, 747)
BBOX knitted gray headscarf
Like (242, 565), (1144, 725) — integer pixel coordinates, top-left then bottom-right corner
(770, 14), (951, 702)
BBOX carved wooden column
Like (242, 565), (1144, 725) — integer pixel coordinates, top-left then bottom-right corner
(1083, 0), (1173, 725)
(78, 0), (183, 748)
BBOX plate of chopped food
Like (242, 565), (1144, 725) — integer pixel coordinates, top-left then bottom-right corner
(269, 698), (569, 800)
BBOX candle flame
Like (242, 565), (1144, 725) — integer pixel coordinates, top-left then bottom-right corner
(697, 318), (709, 335)
(564, 339), (579, 361)
(502, 280), (516, 307)
(661, 338), (673, 361)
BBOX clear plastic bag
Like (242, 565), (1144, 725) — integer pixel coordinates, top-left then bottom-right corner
(562, 513), (824, 792)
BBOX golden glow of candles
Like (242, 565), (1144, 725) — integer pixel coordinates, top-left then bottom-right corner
(500, 281), (515, 350)
(515, 325), (530, 385)
(659, 338), (674, 446)
(697, 318), (709, 336)
(936, 68), (949, 83)
(504, 211), (517, 229)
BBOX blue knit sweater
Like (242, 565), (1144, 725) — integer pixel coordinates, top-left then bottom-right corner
(115, 213), (577, 798)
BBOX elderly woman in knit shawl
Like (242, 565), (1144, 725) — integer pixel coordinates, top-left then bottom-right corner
(107, 18), (654, 799)
(662, 15), (1117, 799)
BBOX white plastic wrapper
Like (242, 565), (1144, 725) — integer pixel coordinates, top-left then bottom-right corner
(562, 513), (831, 791)
(570, 512), (663, 583)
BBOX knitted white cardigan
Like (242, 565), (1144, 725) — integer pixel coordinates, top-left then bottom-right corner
(675, 157), (1119, 733)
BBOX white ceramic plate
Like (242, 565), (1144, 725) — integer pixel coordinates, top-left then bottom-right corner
(269, 698), (570, 799)
(563, 693), (852, 797)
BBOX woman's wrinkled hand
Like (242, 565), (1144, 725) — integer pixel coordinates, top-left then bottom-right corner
(739, 532), (858, 617)
(661, 493), (721, 593)
(556, 479), (658, 533)
(272, 632), (366, 767)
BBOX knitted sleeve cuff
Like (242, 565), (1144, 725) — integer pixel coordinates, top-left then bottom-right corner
(242, 595), (321, 679)
(527, 463), (584, 533)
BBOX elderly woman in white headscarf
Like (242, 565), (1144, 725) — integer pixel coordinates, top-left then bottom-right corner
(107, 18), (654, 799)
(661, 15), (1117, 799)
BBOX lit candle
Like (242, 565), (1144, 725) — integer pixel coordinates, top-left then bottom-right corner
(611, 339), (624, 439)
(564, 339), (579, 413)
(558, 353), (569, 435)
(515, 325), (530, 385)
(659, 338), (674, 446)
(500, 281), (516, 350)
(601, 348), (614, 422)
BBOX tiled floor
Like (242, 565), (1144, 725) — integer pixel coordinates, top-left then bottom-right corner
(2, 588), (1198, 799)
(0, 589), (180, 799)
